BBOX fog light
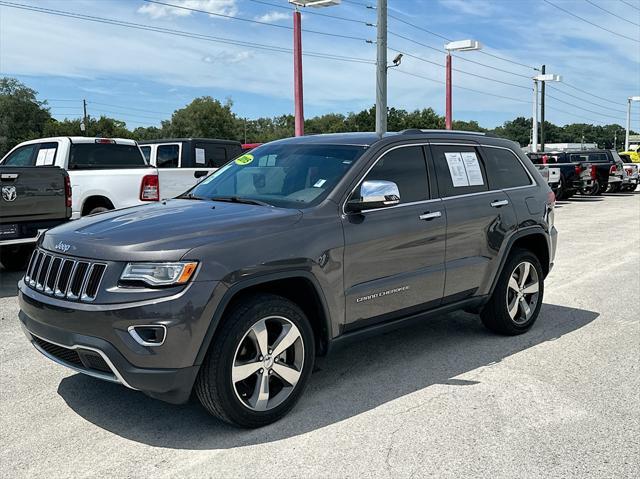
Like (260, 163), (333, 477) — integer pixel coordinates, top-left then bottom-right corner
(128, 325), (166, 347)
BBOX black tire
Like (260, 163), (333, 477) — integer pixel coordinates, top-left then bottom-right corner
(0, 245), (34, 271)
(481, 248), (544, 336)
(87, 206), (109, 215)
(195, 293), (315, 428)
(589, 181), (601, 196)
(555, 177), (565, 200)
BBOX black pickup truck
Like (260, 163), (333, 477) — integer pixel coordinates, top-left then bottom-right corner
(0, 166), (72, 270)
(527, 151), (596, 199)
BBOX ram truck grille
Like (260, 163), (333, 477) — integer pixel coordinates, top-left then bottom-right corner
(24, 249), (107, 302)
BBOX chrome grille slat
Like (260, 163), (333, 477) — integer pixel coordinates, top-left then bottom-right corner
(25, 248), (107, 303)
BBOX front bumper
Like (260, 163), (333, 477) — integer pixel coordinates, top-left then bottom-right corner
(18, 279), (222, 404)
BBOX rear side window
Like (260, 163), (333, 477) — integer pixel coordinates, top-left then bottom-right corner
(587, 153), (608, 162)
(139, 145), (151, 162)
(35, 142), (58, 166)
(69, 143), (147, 169)
(2, 144), (37, 166)
(156, 145), (180, 168)
(355, 146), (428, 204)
(431, 145), (488, 197)
(194, 143), (228, 168)
(483, 147), (532, 189)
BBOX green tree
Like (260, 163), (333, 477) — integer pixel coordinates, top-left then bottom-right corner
(0, 77), (52, 156)
(166, 96), (238, 140)
(491, 117), (532, 146)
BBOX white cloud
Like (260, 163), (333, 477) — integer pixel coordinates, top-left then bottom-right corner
(255, 11), (290, 23)
(438, 0), (496, 18)
(138, 0), (237, 19)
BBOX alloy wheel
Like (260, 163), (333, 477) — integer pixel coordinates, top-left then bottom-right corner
(232, 316), (304, 411)
(506, 261), (540, 325)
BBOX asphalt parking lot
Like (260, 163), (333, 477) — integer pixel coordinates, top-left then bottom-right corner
(1, 191), (638, 479)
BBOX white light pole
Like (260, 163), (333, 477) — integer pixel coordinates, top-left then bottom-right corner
(625, 96), (640, 151)
(532, 73), (561, 152)
(444, 40), (481, 130)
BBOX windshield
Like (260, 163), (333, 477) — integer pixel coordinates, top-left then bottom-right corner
(183, 143), (366, 208)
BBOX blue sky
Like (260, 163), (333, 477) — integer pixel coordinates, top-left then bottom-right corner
(1, 0), (638, 130)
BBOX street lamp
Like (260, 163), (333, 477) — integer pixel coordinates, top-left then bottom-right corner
(444, 39), (481, 130)
(625, 96), (640, 151)
(531, 73), (561, 153)
(289, 0), (341, 137)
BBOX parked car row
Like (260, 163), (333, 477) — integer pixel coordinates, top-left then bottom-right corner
(526, 148), (637, 198)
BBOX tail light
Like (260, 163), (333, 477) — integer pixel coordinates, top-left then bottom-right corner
(590, 165), (597, 179)
(575, 165), (583, 175)
(95, 138), (115, 144)
(542, 154), (548, 165)
(140, 174), (159, 201)
(547, 190), (555, 208)
(609, 165), (616, 174)
(64, 175), (72, 208)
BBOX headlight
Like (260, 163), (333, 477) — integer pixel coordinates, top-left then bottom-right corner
(120, 262), (198, 286)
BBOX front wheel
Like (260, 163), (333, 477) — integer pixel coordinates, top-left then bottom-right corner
(195, 293), (315, 428)
(481, 249), (544, 335)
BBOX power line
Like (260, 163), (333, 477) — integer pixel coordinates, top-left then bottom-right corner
(90, 101), (172, 115)
(393, 48), (532, 90)
(46, 98), (79, 102)
(392, 68), (530, 104)
(584, 0), (640, 26)
(545, 84), (627, 114)
(545, 105), (605, 123)
(541, 0), (640, 43)
(0, 1), (375, 65)
(87, 108), (168, 121)
(619, 0), (640, 12)
(546, 93), (625, 120)
(144, 0), (372, 42)
(559, 81), (626, 106)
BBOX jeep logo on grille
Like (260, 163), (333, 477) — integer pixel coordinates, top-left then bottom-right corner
(54, 241), (72, 253)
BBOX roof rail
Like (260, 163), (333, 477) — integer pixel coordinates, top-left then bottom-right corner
(399, 129), (487, 136)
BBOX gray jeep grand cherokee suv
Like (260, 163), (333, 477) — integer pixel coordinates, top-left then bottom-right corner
(18, 130), (557, 427)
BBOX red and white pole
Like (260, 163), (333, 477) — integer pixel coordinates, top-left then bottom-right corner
(293, 9), (304, 137)
(445, 52), (452, 130)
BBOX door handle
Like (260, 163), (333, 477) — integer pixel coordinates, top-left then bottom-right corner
(490, 200), (509, 208)
(419, 211), (442, 221)
(194, 170), (208, 178)
(0, 173), (19, 181)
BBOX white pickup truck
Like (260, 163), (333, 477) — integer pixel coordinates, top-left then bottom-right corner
(0, 137), (159, 218)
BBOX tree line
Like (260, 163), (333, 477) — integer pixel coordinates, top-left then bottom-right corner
(1, 77), (634, 157)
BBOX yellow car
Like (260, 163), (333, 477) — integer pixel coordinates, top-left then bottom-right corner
(619, 150), (640, 163)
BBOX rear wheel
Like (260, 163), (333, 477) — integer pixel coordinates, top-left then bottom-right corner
(195, 293), (315, 428)
(555, 177), (565, 200)
(0, 245), (34, 271)
(481, 249), (544, 335)
(87, 206), (109, 215)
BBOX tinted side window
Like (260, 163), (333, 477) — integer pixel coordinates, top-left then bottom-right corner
(355, 146), (428, 203)
(431, 145), (488, 197)
(2, 144), (37, 166)
(139, 146), (151, 162)
(483, 147), (532, 189)
(156, 145), (179, 168)
(194, 143), (228, 168)
(588, 153), (608, 162)
(69, 144), (147, 169)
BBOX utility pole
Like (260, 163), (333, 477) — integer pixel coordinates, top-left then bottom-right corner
(293, 8), (304, 137)
(532, 80), (539, 153)
(375, 0), (387, 136)
(614, 130), (617, 150)
(82, 99), (88, 136)
(540, 65), (546, 151)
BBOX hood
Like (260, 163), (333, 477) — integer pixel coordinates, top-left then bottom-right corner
(40, 199), (302, 261)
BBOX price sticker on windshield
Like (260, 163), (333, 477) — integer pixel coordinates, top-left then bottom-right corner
(235, 154), (254, 166)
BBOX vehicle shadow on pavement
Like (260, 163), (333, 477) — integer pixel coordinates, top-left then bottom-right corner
(0, 268), (22, 299)
(56, 302), (598, 449)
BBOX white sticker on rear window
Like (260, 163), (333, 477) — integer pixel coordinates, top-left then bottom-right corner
(195, 148), (206, 165)
(444, 152), (469, 187)
(460, 152), (484, 186)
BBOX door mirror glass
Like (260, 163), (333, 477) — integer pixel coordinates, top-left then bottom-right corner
(346, 180), (400, 212)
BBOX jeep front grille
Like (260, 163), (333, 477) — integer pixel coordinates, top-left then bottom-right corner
(24, 249), (107, 302)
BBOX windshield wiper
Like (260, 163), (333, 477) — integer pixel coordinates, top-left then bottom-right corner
(180, 193), (207, 200)
(209, 196), (272, 207)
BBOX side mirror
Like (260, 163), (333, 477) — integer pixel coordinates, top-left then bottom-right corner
(346, 180), (401, 212)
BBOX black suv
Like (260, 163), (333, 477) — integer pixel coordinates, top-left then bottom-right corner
(18, 130), (557, 427)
